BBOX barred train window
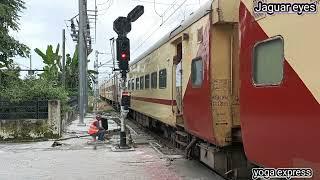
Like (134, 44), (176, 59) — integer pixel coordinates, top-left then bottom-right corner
(253, 36), (284, 85)
(151, 72), (157, 89)
(191, 57), (203, 87)
(136, 78), (140, 90)
(140, 76), (144, 90)
(159, 69), (167, 89)
(131, 79), (134, 90)
(145, 74), (150, 89)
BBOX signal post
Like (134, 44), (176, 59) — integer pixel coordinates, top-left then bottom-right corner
(113, 5), (144, 148)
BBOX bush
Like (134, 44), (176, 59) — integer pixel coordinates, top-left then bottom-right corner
(0, 76), (70, 113)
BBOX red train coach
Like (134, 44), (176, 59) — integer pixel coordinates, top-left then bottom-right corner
(240, 0), (320, 178)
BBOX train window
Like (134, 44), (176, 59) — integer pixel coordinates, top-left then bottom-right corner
(191, 57), (203, 87)
(159, 69), (167, 89)
(140, 76), (144, 90)
(136, 78), (140, 90)
(145, 74), (150, 89)
(151, 72), (157, 89)
(131, 79), (134, 90)
(253, 36), (284, 86)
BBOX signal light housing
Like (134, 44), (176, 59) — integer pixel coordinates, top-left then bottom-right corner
(116, 36), (130, 70)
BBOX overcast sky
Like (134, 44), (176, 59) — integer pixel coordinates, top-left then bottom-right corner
(13, 0), (207, 80)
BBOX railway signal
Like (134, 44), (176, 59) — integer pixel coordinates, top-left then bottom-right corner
(127, 5), (144, 22)
(113, 17), (131, 36)
(116, 36), (130, 71)
(113, 5), (144, 149)
(113, 5), (144, 73)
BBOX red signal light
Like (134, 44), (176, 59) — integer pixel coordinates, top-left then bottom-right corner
(121, 53), (127, 59)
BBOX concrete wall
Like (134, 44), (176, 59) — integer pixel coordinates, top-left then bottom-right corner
(61, 110), (77, 133)
(0, 119), (58, 141)
(0, 100), (62, 141)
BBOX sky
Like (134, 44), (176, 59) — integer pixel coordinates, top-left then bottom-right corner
(12, 0), (207, 82)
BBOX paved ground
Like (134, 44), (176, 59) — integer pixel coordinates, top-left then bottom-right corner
(0, 113), (224, 180)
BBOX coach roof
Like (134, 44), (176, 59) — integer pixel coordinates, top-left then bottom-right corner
(130, 0), (212, 66)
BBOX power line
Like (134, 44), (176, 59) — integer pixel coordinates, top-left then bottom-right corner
(153, 0), (163, 17)
(97, 0), (110, 6)
(132, 0), (188, 55)
(132, 0), (175, 5)
(161, 0), (180, 18)
(97, 0), (113, 16)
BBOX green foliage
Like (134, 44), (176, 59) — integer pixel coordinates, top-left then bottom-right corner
(34, 44), (61, 83)
(0, 63), (21, 88)
(0, 77), (69, 104)
(35, 45), (98, 96)
(0, 0), (30, 68)
(65, 48), (79, 92)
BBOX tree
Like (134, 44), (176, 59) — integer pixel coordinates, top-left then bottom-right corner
(34, 45), (98, 94)
(34, 44), (61, 83)
(0, 63), (21, 89)
(65, 48), (79, 92)
(0, 0), (30, 68)
(65, 47), (98, 94)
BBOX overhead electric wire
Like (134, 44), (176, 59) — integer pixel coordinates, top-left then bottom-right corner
(132, 0), (174, 5)
(97, 0), (113, 16)
(153, 0), (163, 18)
(161, 0), (179, 19)
(97, 0), (110, 6)
(132, 0), (188, 55)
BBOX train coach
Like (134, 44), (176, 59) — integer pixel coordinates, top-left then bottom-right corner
(99, 73), (121, 109)
(100, 0), (320, 179)
(240, 0), (320, 178)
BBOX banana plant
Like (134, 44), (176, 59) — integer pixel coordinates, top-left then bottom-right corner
(34, 44), (61, 83)
(64, 46), (98, 93)
(35, 44), (98, 92)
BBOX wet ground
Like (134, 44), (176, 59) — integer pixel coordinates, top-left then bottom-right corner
(0, 112), (224, 180)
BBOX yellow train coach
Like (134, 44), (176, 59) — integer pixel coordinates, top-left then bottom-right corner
(100, 73), (121, 108)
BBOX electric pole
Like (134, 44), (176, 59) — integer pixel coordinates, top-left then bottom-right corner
(62, 29), (66, 87)
(28, 55), (34, 76)
(29, 55), (32, 70)
(78, 0), (87, 125)
(94, 50), (99, 112)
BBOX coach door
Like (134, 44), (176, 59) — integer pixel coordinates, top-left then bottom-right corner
(175, 42), (183, 116)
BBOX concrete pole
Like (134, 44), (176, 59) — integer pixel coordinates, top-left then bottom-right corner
(29, 55), (32, 70)
(94, 50), (99, 112)
(62, 29), (66, 88)
(84, 48), (88, 113)
(78, 0), (86, 125)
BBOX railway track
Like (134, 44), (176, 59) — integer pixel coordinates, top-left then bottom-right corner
(108, 111), (183, 157)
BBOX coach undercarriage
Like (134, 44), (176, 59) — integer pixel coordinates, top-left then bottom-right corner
(122, 106), (252, 180)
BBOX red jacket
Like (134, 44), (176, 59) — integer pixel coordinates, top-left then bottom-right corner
(88, 120), (99, 135)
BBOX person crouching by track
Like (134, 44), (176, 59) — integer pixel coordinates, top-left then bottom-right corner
(88, 115), (106, 142)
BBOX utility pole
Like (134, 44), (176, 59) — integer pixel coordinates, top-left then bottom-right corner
(78, 0), (86, 125)
(94, 50), (99, 112)
(29, 55), (32, 70)
(28, 55), (34, 76)
(62, 29), (66, 87)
